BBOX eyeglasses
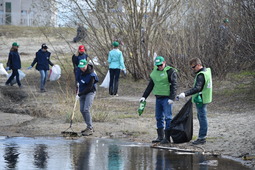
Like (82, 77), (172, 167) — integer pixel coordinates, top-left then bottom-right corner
(157, 64), (163, 67)
(191, 64), (197, 69)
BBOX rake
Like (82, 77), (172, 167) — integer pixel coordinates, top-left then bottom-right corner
(61, 92), (79, 137)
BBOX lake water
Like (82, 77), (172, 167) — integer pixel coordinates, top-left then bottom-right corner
(0, 136), (251, 170)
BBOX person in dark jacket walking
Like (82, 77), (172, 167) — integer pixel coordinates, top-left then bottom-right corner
(5, 42), (22, 88)
(76, 59), (98, 136)
(27, 43), (54, 92)
(72, 45), (88, 92)
(177, 58), (212, 145)
(139, 56), (178, 144)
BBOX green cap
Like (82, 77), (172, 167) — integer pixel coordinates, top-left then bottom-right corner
(12, 42), (19, 47)
(78, 59), (88, 68)
(112, 41), (119, 47)
(154, 56), (165, 65)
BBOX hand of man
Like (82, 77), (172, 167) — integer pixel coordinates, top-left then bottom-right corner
(5, 67), (9, 71)
(177, 92), (186, 99)
(139, 97), (145, 102)
(27, 66), (32, 70)
(76, 95), (80, 100)
(168, 99), (174, 104)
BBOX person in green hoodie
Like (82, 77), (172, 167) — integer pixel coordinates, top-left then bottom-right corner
(177, 58), (212, 145)
(139, 56), (178, 144)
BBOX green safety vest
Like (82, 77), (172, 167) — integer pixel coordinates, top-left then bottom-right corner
(150, 66), (173, 96)
(192, 68), (212, 104)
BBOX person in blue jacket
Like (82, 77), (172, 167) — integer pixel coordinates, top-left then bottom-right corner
(72, 45), (88, 92)
(27, 43), (54, 92)
(108, 41), (126, 96)
(76, 59), (98, 136)
(5, 42), (22, 88)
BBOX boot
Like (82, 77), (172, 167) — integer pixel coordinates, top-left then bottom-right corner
(152, 128), (164, 143)
(160, 130), (171, 144)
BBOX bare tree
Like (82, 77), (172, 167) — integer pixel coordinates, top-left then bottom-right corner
(50, 0), (255, 81)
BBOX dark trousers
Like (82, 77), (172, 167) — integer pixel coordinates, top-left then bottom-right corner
(109, 68), (120, 95)
(6, 69), (21, 86)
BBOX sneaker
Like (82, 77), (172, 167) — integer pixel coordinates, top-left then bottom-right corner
(19, 85), (23, 88)
(81, 128), (93, 136)
(5, 83), (10, 86)
(192, 138), (206, 145)
(40, 89), (46, 93)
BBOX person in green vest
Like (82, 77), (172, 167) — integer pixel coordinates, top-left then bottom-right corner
(177, 58), (212, 145)
(139, 56), (178, 144)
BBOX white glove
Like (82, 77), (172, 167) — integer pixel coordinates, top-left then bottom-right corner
(177, 92), (186, 99)
(76, 95), (80, 100)
(123, 69), (127, 75)
(139, 97), (145, 102)
(168, 99), (174, 104)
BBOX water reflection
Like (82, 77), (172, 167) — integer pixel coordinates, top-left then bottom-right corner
(33, 144), (49, 169)
(4, 143), (19, 169)
(0, 136), (251, 170)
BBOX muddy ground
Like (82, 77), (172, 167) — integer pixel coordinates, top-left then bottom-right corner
(0, 33), (254, 169)
(0, 78), (254, 169)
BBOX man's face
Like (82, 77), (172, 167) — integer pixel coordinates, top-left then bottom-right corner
(157, 61), (166, 71)
(191, 63), (201, 72)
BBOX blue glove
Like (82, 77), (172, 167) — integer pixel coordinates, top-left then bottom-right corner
(27, 66), (32, 70)
(5, 67), (9, 71)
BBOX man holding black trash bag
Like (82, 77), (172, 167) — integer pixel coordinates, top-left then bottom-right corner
(177, 58), (212, 145)
(139, 56), (177, 144)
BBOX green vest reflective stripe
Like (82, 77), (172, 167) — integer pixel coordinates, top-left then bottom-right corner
(150, 66), (172, 96)
(192, 68), (212, 104)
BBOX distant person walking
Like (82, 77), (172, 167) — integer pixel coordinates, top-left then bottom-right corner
(73, 24), (87, 43)
(5, 42), (22, 88)
(219, 18), (230, 48)
(177, 58), (212, 145)
(76, 59), (98, 136)
(27, 43), (54, 92)
(140, 56), (178, 144)
(72, 45), (88, 91)
(108, 41), (126, 96)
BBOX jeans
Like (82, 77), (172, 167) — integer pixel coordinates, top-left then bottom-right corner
(39, 70), (48, 90)
(196, 104), (208, 139)
(6, 69), (21, 86)
(109, 69), (120, 95)
(155, 97), (173, 130)
(79, 92), (96, 129)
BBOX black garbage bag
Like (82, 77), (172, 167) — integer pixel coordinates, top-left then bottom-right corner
(170, 98), (193, 143)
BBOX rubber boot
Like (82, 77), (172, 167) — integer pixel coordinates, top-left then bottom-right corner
(152, 128), (164, 143)
(160, 130), (171, 144)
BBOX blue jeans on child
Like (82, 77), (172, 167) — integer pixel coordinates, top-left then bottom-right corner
(39, 70), (48, 90)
